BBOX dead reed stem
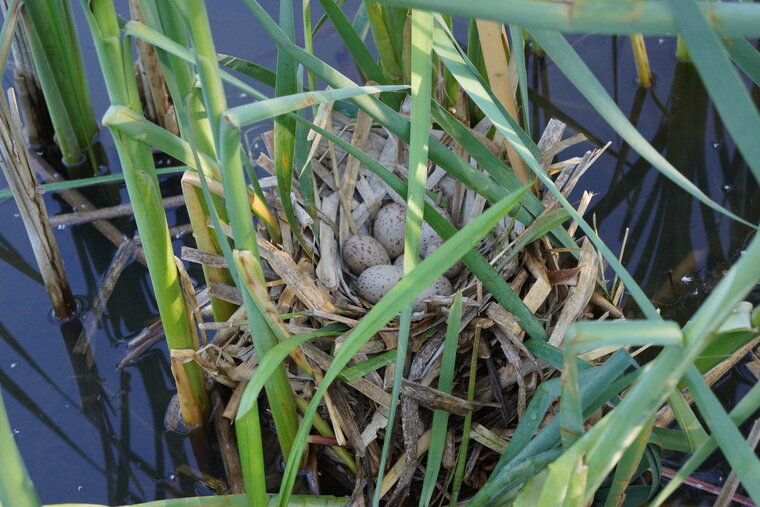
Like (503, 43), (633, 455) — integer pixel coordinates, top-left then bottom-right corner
(0, 88), (75, 318)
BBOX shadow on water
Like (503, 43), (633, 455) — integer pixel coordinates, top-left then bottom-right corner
(0, 14), (758, 507)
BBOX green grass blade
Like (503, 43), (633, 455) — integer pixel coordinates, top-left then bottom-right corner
(237, 402), (268, 507)
(567, 321), (684, 353)
(652, 381), (760, 506)
(667, 0), (760, 184)
(317, 0), (385, 83)
(527, 27), (753, 226)
(681, 366), (760, 501)
(374, 10), (433, 504)
(218, 54), (277, 88)
(0, 166), (185, 200)
(0, 390), (41, 507)
(371, 0), (760, 38)
(603, 415), (655, 507)
(273, 0), (306, 260)
(723, 38), (760, 88)
(47, 494), (349, 506)
(449, 326), (480, 505)
(236, 329), (344, 420)
(509, 25), (530, 132)
(338, 350), (397, 382)
(365, 1), (403, 82)
(419, 292), (462, 506)
(271, 187), (531, 506)
(225, 85), (407, 124)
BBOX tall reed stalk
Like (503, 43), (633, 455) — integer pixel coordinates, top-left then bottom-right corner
(176, 0), (300, 471)
(78, 0), (209, 425)
(22, 0), (98, 167)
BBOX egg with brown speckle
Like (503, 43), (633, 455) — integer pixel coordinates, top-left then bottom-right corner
(356, 265), (404, 304)
(373, 203), (406, 258)
(414, 275), (453, 311)
(421, 236), (463, 279)
(342, 234), (391, 275)
(356, 264), (453, 311)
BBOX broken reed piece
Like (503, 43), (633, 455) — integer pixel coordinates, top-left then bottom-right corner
(49, 194), (186, 228)
(0, 88), (75, 318)
(30, 152), (151, 266)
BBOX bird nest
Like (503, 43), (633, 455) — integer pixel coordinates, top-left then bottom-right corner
(183, 104), (624, 502)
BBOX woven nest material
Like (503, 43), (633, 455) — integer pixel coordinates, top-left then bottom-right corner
(185, 103), (625, 503)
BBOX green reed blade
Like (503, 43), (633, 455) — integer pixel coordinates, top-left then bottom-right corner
(419, 292), (462, 507)
(508, 25), (530, 132)
(651, 381), (760, 506)
(566, 321), (684, 353)
(374, 11), (433, 505)
(317, 0), (385, 83)
(682, 366), (760, 500)
(0, 167), (185, 200)
(723, 38), (760, 88)
(449, 324), (479, 505)
(217, 54), (277, 88)
(0, 390), (41, 507)
(364, 1), (403, 82)
(24, 0), (99, 166)
(371, 0), (760, 38)
(667, 0), (760, 184)
(225, 85), (407, 125)
(236, 401), (268, 507)
(338, 350), (397, 382)
(47, 494), (349, 506)
(273, 0), (308, 259)
(237, 329), (342, 422)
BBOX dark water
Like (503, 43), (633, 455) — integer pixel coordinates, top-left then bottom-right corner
(0, 4), (758, 505)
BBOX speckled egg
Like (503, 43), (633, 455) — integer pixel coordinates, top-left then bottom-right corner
(413, 275), (453, 311)
(356, 265), (404, 304)
(373, 203), (406, 258)
(420, 208), (450, 254)
(342, 234), (391, 275)
(356, 265), (454, 311)
(421, 236), (463, 279)
(393, 255), (404, 267)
